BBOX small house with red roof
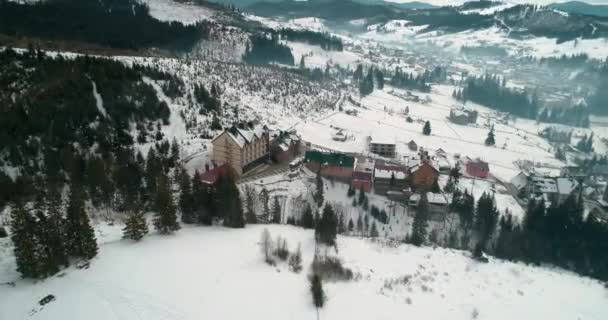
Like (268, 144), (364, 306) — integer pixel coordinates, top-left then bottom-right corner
(466, 159), (490, 179)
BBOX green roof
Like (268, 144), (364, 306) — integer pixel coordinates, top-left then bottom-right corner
(305, 151), (355, 168)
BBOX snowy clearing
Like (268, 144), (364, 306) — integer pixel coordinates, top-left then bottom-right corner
(1, 224), (606, 320)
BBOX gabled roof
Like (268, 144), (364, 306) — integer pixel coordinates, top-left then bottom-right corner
(411, 160), (439, 173)
(211, 126), (267, 149)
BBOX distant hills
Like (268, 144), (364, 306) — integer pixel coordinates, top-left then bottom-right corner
(208, 0), (435, 10)
(548, 1), (608, 17)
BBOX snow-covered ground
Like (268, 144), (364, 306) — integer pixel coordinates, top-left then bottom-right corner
(1, 224), (606, 320)
(295, 84), (562, 183)
(140, 0), (217, 25)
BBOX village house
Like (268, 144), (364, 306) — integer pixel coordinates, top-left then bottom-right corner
(352, 157), (375, 193)
(409, 192), (449, 217)
(511, 172), (581, 206)
(448, 108), (478, 125)
(211, 125), (269, 177)
(465, 158), (490, 179)
(198, 163), (232, 186)
(269, 130), (302, 163)
(373, 160), (408, 195)
(305, 150), (355, 181)
(410, 160), (439, 190)
(369, 134), (396, 158)
(408, 140), (418, 152)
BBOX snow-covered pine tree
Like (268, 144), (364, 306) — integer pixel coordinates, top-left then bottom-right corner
(177, 166), (195, 224)
(123, 206), (149, 241)
(65, 187), (98, 259)
(300, 203), (315, 229)
(217, 174), (245, 228)
(10, 201), (41, 278)
(46, 184), (69, 268)
(423, 121), (432, 135)
(370, 222), (379, 238)
(310, 274), (325, 308)
(288, 243), (303, 273)
(410, 193), (429, 246)
(485, 125), (496, 146)
(153, 174), (180, 234)
(271, 196), (281, 224)
(315, 204), (338, 246)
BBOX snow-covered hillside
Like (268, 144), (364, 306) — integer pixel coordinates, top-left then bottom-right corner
(1, 224), (606, 320)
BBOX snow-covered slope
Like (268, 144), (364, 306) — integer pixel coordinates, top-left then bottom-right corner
(1, 224), (606, 320)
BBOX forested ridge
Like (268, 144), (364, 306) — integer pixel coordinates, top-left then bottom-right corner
(0, 0), (208, 51)
(0, 48), (186, 208)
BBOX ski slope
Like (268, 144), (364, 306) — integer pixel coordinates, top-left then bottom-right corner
(0, 224), (606, 320)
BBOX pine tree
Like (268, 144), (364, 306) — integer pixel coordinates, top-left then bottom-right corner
(145, 148), (163, 203)
(337, 212), (346, 234)
(177, 166), (195, 224)
(245, 186), (258, 224)
(123, 204), (149, 241)
(153, 174), (180, 234)
(217, 174), (245, 228)
(299, 55), (306, 69)
(356, 214), (363, 235)
(10, 201), (41, 278)
(474, 192), (499, 248)
(271, 196), (282, 224)
(310, 274), (325, 308)
(348, 218), (354, 233)
(300, 203), (315, 229)
(410, 193), (429, 246)
(33, 195), (60, 277)
(288, 243), (303, 273)
(65, 187), (98, 260)
(358, 186), (366, 205)
(485, 125), (496, 146)
(315, 204), (338, 246)
(370, 222), (379, 237)
(423, 121), (431, 136)
(46, 184), (69, 268)
(260, 187), (270, 221)
(314, 171), (324, 206)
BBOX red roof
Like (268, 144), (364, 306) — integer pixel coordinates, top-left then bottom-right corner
(199, 164), (230, 185)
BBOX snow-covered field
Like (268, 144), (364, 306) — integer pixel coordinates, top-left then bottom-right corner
(1, 224), (606, 320)
(140, 0), (217, 25)
(295, 84), (562, 183)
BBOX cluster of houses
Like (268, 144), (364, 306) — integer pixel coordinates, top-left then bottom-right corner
(303, 149), (454, 214)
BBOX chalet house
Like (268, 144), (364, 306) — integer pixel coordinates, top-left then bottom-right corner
(515, 173), (581, 206)
(408, 140), (418, 151)
(352, 157), (374, 193)
(373, 160), (408, 195)
(410, 160), (439, 190)
(448, 108), (478, 125)
(369, 134), (396, 158)
(409, 192), (448, 217)
(466, 159), (490, 179)
(269, 130), (302, 163)
(211, 126), (269, 177)
(305, 151), (355, 181)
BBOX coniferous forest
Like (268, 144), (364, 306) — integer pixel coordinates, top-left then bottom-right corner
(455, 74), (540, 119)
(0, 0), (208, 51)
(243, 34), (295, 65)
